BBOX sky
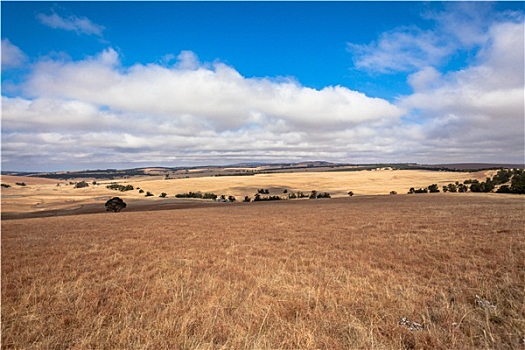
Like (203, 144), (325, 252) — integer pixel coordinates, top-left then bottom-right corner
(1, 1), (524, 172)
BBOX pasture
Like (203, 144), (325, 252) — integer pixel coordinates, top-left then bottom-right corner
(2, 193), (524, 349)
(1, 169), (497, 216)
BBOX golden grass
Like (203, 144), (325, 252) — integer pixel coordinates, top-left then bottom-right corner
(1, 169), (496, 214)
(2, 195), (524, 349)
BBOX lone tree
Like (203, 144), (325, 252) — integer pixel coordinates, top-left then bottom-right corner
(105, 197), (127, 212)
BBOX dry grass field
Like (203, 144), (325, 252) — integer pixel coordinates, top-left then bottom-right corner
(2, 194), (524, 349)
(1, 169), (496, 216)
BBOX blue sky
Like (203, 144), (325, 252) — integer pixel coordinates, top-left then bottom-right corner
(2, 2), (524, 171)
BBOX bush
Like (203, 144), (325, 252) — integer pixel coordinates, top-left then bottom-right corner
(348, 191), (354, 197)
(138, 189), (144, 194)
(243, 196), (251, 202)
(159, 192), (167, 198)
(390, 191), (397, 195)
(107, 183), (134, 192)
(203, 193), (218, 200)
(105, 197), (127, 212)
(496, 185), (512, 193)
(458, 184), (468, 192)
(428, 184), (440, 193)
(492, 169), (512, 185)
(145, 192), (154, 197)
(74, 181), (89, 189)
(16, 182), (26, 186)
(510, 170), (525, 194)
(408, 187), (427, 194)
(253, 194), (282, 201)
(1, 183), (11, 188)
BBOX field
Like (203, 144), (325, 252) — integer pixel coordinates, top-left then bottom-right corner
(1, 168), (497, 217)
(2, 192), (524, 349)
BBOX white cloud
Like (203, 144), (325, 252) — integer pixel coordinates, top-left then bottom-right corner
(1, 48), (407, 170)
(2, 4), (523, 171)
(1, 39), (28, 70)
(37, 12), (105, 36)
(348, 26), (452, 73)
(407, 66), (441, 91)
(24, 48), (404, 133)
(399, 19), (524, 163)
(347, 3), (522, 75)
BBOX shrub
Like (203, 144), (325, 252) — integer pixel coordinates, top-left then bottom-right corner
(138, 189), (144, 194)
(243, 196), (251, 202)
(1, 183), (11, 188)
(409, 187), (428, 194)
(496, 185), (512, 193)
(107, 183), (134, 192)
(428, 184), (440, 193)
(74, 181), (89, 189)
(145, 192), (154, 197)
(492, 169), (512, 185)
(16, 182), (26, 186)
(390, 191), (397, 195)
(159, 192), (167, 198)
(253, 194), (282, 201)
(458, 184), (468, 192)
(348, 191), (354, 197)
(105, 197), (127, 212)
(510, 170), (525, 194)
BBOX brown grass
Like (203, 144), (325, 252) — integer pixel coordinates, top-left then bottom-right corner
(1, 169), (497, 214)
(2, 194), (524, 349)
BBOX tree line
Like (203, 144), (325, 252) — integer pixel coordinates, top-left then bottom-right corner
(408, 169), (525, 194)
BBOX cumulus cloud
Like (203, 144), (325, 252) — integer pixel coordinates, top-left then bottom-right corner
(1, 39), (28, 70)
(2, 4), (523, 171)
(37, 11), (105, 36)
(23, 48), (404, 132)
(2, 48), (406, 170)
(399, 19), (524, 163)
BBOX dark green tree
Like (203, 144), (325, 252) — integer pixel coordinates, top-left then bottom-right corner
(105, 197), (127, 212)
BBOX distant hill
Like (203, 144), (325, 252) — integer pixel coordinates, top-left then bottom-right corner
(421, 163), (525, 170)
(2, 162), (523, 180)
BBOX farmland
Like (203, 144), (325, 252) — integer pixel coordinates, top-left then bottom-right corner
(2, 187), (524, 348)
(0, 168), (499, 218)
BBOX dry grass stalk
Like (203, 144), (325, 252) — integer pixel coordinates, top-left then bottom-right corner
(2, 195), (524, 349)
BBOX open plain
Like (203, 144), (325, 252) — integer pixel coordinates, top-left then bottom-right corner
(2, 169), (524, 349)
(1, 168), (498, 218)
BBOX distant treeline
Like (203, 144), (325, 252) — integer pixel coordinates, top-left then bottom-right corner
(408, 169), (525, 194)
(8, 169), (148, 180)
(4, 162), (523, 180)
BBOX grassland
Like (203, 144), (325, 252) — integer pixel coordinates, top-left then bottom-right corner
(1, 169), (497, 216)
(2, 194), (524, 349)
